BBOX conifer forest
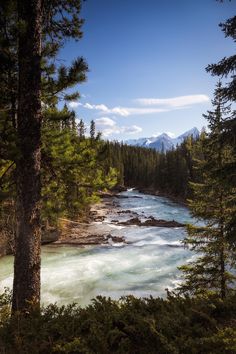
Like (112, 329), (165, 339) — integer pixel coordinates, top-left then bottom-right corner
(0, 0), (235, 353)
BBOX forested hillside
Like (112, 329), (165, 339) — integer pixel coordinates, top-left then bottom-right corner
(104, 133), (202, 201)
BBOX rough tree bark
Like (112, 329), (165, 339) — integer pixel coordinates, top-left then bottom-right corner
(12, 0), (42, 312)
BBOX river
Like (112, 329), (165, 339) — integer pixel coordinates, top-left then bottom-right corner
(0, 190), (195, 306)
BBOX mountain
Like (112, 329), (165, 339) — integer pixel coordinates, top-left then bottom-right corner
(125, 127), (200, 152)
(175, 127), (199, 142)
(149, 133), (174, 152)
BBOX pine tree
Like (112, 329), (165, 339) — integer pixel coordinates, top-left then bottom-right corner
(206, 15), (236, 102)
(206, 12), (236, 244)
(90, 120), (95, 140)
(41, 110), (117, 225)
(78, 119), (86, 139)
(178, 84), (236, 299)
(12, 0), (43, 312)
(10, 0), (88, 312)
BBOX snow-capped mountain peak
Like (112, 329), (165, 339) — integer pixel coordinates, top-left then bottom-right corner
(125, 127), (200, 152)
(177, 127), (199, 140)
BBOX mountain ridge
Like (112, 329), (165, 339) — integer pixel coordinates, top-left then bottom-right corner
(125, 127), (200, 152)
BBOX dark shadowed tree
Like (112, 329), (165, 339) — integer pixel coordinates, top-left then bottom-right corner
(12, 0), (88, 312)
(206, 9), (236, 245)
(206, 15), (236, 102)
(12, 0), (43, 312)
(178, 84), (236, 299)
(90, 120), (95, 140)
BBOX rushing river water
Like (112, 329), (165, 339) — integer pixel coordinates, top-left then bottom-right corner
(0, 190), (195, 306)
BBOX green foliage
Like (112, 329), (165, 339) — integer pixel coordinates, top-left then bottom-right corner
(206, 10), (236, 244)
(1, 291), (236, 353)
(206, 15), (236, 102)
(103, 136), (199, 201)
(41, 109), (117, 225)
(0, 105), (118, 231)
(178, 84), (236, 299)
(0, 0), (93, 242)
(0, 288), (12, 327)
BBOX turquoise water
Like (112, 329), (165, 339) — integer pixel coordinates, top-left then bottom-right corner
(0, 190), (194, 306)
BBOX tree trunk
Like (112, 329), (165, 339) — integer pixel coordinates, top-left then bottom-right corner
(218, 131), (226, 300)
(219, 195), (226, 300)
(12, 0), (42, 312)
(220, 247), (226, 299)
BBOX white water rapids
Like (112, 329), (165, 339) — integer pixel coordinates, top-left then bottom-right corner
(0, 190), (196, 306)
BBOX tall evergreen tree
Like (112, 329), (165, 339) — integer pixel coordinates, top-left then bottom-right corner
(90, 120), (95, 140)
(78, 119), (86, 139)
(41, 109), (117, 225)
(206, 15), (236, 102)
(179, 84), (236, 299)
(12, 0), (43, 312)
(9, 0), (88, 312)
(206, 11), (236, 244)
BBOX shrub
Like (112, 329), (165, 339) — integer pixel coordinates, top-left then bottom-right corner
(0, 291), (236, 353)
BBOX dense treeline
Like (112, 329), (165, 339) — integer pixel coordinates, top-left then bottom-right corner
(104, 134), (200, 201)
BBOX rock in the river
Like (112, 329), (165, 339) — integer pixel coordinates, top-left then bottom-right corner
(115, 195), (142, 199)
(117, 210), (139, 216)
(118, 216), (185, 228)
(55, 233), (125, 246)
(118, 217), (142, 226)
(42, 227), (60, 244)
(142, 218), (185, 227)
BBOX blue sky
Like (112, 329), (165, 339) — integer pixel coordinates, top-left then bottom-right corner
(60, 0), (235, 140)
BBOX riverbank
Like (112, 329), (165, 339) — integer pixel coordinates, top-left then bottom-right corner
(53, 196), (125, 246)
(53, 189), (187, 247)
(0, 193), (122, 257)
(0, 188), (188, 256)
(137, 188), (187, 206)
(0, 189), (193, 305)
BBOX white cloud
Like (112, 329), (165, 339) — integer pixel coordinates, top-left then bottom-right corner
(80, 102), (169, 117)
(68, 101), (82, 108)
(83, 103), (130, 116)
(111, 107), (130, 116)
(95, 117), (142, 137)
(95, 117), (116, 127)
(68, 94), (209, 118)
(123, 125), (143, 134)
(122, 107), (168, 116)
(84, 103), (109, 112)
(135, 94), (209, 107)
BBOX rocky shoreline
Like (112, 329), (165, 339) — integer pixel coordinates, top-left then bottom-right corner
(49, 188), (126, 247)
(52, 190), (186, 248)
(52, 196), (125, 247)
(0, 188), (187, 255)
